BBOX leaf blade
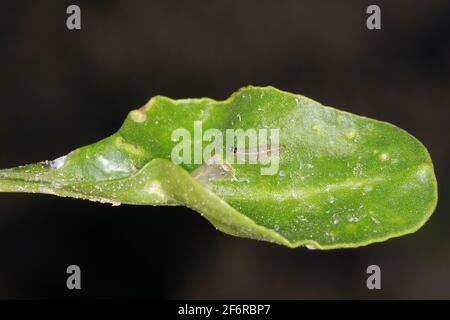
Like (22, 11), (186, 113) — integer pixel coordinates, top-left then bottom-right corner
(0, 86), (438, 249)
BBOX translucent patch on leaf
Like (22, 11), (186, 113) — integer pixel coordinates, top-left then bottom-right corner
(38, 187), (57, 195)
(191, 158), (235, 188)
(147, 181), (168, 201)
(97, 156), (136, 174)
(416, 166), (429, 183)
(50, 155), (67, 170)
(130, 110), (147, 123)
(115, 136), (146, 156)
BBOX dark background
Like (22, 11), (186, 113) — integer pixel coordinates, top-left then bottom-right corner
(0, 0), (449, 299)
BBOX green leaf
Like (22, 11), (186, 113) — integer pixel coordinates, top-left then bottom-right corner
(0, 86), (437, 249)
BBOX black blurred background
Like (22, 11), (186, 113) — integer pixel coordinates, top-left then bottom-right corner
(0, 0), (449, 299)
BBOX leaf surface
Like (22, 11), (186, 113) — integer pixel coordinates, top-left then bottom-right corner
(0, 86), (437, 249)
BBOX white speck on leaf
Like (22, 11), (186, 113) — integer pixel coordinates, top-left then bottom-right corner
(345, 130), (356, 140)
(379, 152), (390, 161)
(331, 214), (339, 225)
(371, 216), (381, 225)
(353, 163), (363, 176)
(416, 167), (428, 183)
